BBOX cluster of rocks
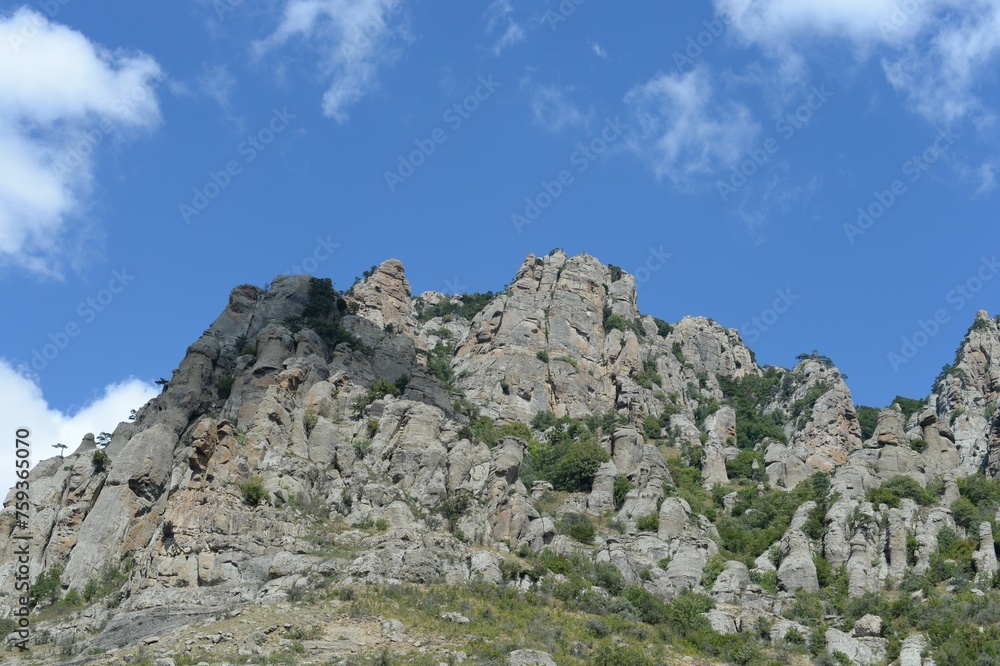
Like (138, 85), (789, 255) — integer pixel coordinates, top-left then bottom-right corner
(2, 252), (998, 666)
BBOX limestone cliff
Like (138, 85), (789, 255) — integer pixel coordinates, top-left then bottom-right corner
(3, 253), (999, 666)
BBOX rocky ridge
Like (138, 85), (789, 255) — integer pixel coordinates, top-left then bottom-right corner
(2, 251), (999, 665)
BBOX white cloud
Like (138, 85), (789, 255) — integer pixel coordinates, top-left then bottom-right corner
(881, 3), (1000, 125)
(254, 0), (408, 123)
(590, 41), (608, 59)
(730, 161), (823, 240)
(974, 159), (999, 197)
(624, 67), (759, 184)
(484, 0), (526, 55)
(0, 7), (162, 279)
(716, 0), (931, 45)
(199, 63), (245, 132)
(714, 0), (1000, 125)
(529, 84), (591, 132)
(0, 359), (158, 498)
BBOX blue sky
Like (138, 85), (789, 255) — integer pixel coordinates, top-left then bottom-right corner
(1, 0), (999, 486)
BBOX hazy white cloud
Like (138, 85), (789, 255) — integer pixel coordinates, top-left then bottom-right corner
(975, 159), (999, 197)
(0, 359), (157, 497)
(716, 0), (933, 46)
(881, 2), (1000, 125)
(0, 7), (163, 278)
(198, 63), (245, 132)
(624, 66), (759, 185)
(590, 41), (608, 59)
(484, 0), (526, 55)
(529, 84), (591, 132)
(254, 0), (408, 123)
(731, 161), (823, 240)
(714, 0), (1000, 125)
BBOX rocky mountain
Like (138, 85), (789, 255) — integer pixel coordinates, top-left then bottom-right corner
(3, 250), (1000, 666)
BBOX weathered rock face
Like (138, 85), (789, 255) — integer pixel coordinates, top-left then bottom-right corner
(932, 311), (1000, 475)
(973, 521), (999, 583)
(777, 528), (819, 594)
(348, 259), (415, 334)
(777, 360), (863, 483)
(452, 251), (641, 422)
(3, 254), (999, 665)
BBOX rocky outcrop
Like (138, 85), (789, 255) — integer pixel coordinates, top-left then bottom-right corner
(348, 259), (415, 334)
(452, 251), (639, 422)
(3, 255), (999, 665)
(826, 626), (887, 666)
(932, 311), (1000, 475)
(777, 527), (818, 594)
(775, 360), (862, 486)
(973, 521), (999, 583)
(711, 560), (750, 603)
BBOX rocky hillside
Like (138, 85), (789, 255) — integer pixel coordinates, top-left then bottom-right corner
(3, 250), (1000, 666)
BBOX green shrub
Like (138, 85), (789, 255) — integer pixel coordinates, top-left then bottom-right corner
(672, 341), (686, 364)
(958, 473), (1000, 509)
(892, 395), (925, 421)
(701, 554), (728, 588)
(784, 588), (824, 623)
(536, 350), (549, 363)
(717, 369), (788, 447)
(642, 416), (662, 441)
(951, 497), (980, 532)
(603, 314), (629, 333)
(284, 278), (363, 353)
(30, 566), (63, 605)
(240, 475), (269, 506)
(558, 513), (596, 544)
(303, 409), (319, 435)
(592, 561), (626, 595)
(415, 292), (495, 322)
(353, 440), (372, 460)
(910, 438), (928, 453)
(91, 449), (110, 473)
(591, 644), (653, 666)
(653, 317), (673, 337)
(438, 492), (471, 532)
(217, 374), (234, 399)
(663, 589), (715, 635)
(856, 405), (878, 440)
(351, 378), (403, 417)
(549, 440), (609, 492)
(634, 358), (662, 389)
(790, 382), (831, 421)
(726, 450), (764, 481)
(866, 475), (935, 508)
(613, 475), (634, 510)
(635, 512), (659, 532)
(556, 513), (597, 546)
